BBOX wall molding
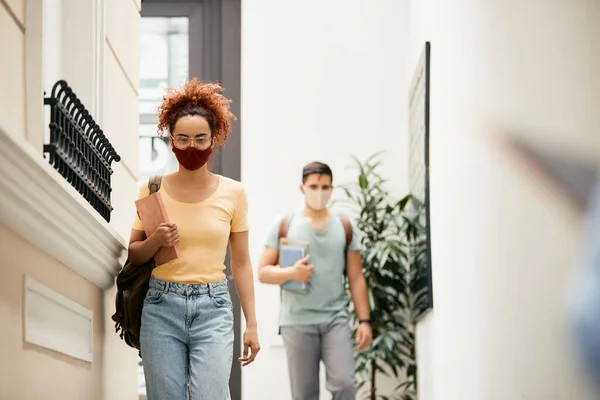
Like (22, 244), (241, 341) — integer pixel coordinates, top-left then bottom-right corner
(24, 277), (94, 362)
(92, 0), (106, 124)
(0, 126), (126, 289)
(0, 0), (25, 33)
(24, 0), (45, 153)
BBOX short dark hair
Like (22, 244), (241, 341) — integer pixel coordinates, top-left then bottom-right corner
(302, 161), (333, 183)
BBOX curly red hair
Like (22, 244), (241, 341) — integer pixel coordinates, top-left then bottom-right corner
(156, 78), (236, 147)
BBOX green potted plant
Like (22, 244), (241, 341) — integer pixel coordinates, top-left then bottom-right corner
(341, 152), (428, 400)
(394, 195), (429, 400)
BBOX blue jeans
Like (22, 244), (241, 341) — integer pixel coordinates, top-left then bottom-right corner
(140, 278), (234, 400)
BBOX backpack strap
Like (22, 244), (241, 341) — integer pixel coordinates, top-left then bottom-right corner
(337, 214), (353, 278)
(148, 175), (163, 194)
(136, 176), (163, 220)
(277, 212), (295, 265)
(338, 214), (353, 252)
(278, 213), (294, 242)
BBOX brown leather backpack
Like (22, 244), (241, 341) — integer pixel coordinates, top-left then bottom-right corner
(111, 175), (162, 356)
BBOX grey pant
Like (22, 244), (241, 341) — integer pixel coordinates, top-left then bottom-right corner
(280, 317), (357, 400)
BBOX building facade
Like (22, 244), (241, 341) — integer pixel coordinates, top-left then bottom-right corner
(0, 0), (141, 399)
(2, 0), (599, 399)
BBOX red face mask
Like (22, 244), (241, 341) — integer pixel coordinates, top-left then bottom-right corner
(172, 146), (213, 171)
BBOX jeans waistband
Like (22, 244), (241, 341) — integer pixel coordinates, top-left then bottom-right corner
(149, 277), (228, 296)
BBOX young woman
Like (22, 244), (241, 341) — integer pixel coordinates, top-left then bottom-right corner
(128, 79), (259, 400)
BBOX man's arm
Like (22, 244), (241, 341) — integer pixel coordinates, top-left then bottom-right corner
(128, 224), (177, 265)
(346, 251), (370, 321)
(347, 250), (373, 351)
(258, 215), (313, 285)
(257, 215), (297, 285)
(257, 247), (298, 285)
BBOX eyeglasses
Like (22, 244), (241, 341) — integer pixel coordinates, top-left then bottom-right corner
(171, 135), (210, 149)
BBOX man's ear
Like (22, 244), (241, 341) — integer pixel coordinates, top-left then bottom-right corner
(300, 184), (305, 195)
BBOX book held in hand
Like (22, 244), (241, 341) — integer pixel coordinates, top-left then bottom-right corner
(135, 192), (180, 265)
(279, 238), (309, 294)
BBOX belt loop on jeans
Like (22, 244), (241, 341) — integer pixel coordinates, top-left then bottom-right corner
(163, 281), (170, 294)
(208, 283), (214, 297)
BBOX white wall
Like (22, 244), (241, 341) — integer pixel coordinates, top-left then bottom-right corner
(241, 0), (410, 398)
(410, 0), (600, 399)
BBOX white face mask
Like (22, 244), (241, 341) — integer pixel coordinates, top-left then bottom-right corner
(304, 188), (332, 211)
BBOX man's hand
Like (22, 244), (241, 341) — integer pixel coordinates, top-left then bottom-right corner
(239, 326), (260, 366)
(355, 322), (373, 351)
(291, 255), (314, 283)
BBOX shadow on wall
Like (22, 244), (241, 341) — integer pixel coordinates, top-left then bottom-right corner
(496, 127), (600, 395)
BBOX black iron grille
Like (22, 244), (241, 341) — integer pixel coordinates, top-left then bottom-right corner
(44, 80), (121, 223)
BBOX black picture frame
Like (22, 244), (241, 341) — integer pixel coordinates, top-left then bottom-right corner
(408, 42), (433, 319)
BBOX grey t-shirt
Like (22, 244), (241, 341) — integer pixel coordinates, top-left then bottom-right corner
(265, 212), (361, 326)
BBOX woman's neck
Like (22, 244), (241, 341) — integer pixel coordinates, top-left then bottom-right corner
(174, 165), (214, 185)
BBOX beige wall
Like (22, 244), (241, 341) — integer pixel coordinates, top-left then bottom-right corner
(0, 1), (25, 142)
(0, 225), (105, 400)
(0, 0), (141, 398)
(101, 2), (142, 393)
(103, 0), (141, 241)
(3, 0), (24, 24)
(101, 2), (141, 394)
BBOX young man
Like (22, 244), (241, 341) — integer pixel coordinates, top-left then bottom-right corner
(258, 161), (372, 400)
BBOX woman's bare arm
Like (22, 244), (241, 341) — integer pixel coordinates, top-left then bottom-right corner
(229, 231), (257, 328)
(127, 223), (178, 264)
(229, 230), (260, 365)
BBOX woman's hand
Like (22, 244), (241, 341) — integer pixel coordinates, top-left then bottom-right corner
(238, 326), (260, 366)
(151, 222), (179, 247)
(229, 231), (260, 365)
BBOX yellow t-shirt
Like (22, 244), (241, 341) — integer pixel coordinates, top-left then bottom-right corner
(132, 175), (249, 284)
